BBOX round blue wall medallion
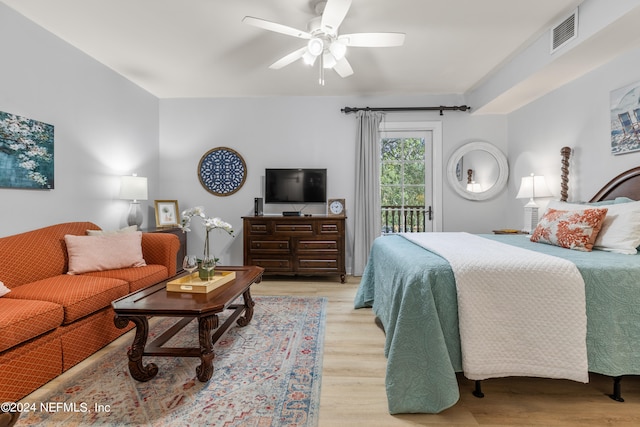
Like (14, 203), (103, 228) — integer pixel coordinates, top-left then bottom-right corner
(198, 147), (247, 196)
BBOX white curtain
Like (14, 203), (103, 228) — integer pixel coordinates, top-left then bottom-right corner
(352, 110), (384, 276)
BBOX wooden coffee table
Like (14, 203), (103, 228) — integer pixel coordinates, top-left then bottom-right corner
(111, 265), (264, 383)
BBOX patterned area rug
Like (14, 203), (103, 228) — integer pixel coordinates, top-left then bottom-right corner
(15, 296), (327, 427)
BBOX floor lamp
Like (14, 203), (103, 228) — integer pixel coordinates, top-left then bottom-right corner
(516, 173), (553, 233)
(119, 174), (148, 229)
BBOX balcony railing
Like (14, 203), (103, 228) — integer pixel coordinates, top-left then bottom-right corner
(381, 205), (428, 233)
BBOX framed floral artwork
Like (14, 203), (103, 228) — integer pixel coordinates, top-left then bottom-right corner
(0, 111), (54, 189)
(154, 200), (180, 228)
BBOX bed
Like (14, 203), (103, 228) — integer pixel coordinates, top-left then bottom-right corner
(354, 164), (640, 414)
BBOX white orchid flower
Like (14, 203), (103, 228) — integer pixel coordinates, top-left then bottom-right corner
(179, 207), (234, 236)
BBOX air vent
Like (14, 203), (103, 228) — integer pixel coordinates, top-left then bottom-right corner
(551, 9), (578, 53)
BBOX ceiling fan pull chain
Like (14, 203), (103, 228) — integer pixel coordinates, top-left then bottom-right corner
(319, 53), (325, 86)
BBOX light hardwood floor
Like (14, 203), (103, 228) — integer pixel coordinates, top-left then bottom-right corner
(254, 276), (640, 426)
(19, 275), (640, 426)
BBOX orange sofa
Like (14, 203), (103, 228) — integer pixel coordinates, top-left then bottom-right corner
(0, 222), (180, 403)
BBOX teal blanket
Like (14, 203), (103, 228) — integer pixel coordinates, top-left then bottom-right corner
(354, 234), (640, 414)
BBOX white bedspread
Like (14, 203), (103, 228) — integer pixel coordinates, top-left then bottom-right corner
(401, 232), (588, 382)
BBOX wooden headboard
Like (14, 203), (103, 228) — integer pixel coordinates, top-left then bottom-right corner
(589, 167), (640, 202)
(560, 147), (640, 202)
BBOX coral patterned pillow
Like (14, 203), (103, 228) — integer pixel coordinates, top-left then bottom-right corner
(530, 207), (608, 252)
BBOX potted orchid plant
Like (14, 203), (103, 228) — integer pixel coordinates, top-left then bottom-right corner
(179, 206), (234, 280)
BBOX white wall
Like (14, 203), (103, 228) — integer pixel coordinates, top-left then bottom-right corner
(0, 3), (159, 237)
(506, 45), (640, 227)
(0, 2), (513, 263)
(469, 0), (640, 114)
(159, 96), (509, 270)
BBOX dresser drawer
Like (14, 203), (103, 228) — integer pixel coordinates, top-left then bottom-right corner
(249, 257), (292, 271)
(297, 257), (339, 272)
(246, 221), (270, 235)
(274, 223), (314, 234)
(318, 221), (343, 234)
(297, 239), (338, 252)
(249, 239), (290, 252)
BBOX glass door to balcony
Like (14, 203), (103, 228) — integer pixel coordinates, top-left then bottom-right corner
(380, 129), (433, 233)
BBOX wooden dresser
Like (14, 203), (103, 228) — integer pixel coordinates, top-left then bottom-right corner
(242, 215), (346, 282)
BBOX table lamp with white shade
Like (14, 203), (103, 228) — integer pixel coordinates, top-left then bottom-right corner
(119, 174), (148, 228)
(516, 173), (553, 233)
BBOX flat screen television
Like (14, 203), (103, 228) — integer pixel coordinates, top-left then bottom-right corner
(265, 168), (327, 204)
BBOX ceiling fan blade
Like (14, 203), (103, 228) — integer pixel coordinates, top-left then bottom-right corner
(269, 47), (308, 69)
(242, 16), (312, 39)
(340, 32), (406, 47)
(333, 57), (354, 78)
(321, 0), (352, 34)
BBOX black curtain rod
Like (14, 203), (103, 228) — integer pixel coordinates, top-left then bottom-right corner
(341, 105), (471, 116)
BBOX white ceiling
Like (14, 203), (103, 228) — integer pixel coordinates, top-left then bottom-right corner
(2, 0), (586, 99)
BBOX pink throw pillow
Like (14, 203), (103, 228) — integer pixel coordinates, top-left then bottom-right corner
(530, 207), (608, 252)
(65, 232), (146, 275)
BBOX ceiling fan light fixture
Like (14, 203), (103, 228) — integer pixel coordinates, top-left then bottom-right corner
(322, 51), (337, 68)
(307, 38), (324, 56)
(302, 50), (318, 66)
(329, 40), (347, 60)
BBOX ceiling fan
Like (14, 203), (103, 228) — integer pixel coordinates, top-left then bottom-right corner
(242, 0), (405, 85)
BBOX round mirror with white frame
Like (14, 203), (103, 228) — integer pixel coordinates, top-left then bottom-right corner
(446, 141), (509, 201)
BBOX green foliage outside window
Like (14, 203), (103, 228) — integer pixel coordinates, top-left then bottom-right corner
(380, 137), (425, 206)
(380, 137), (427, 233)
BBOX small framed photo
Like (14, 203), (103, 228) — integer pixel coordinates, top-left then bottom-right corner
(154, 200), (179, 228)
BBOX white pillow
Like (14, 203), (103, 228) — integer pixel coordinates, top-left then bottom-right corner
(593, 209), (640, 254)
(547, 200), (640, 254)
(86, 225), (138, 236)
(0, 281), (10, 297)
(65, 232), (147, 275)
